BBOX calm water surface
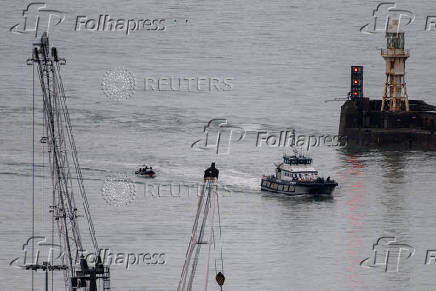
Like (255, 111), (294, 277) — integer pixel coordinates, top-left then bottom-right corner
(1, 0), (436, 290)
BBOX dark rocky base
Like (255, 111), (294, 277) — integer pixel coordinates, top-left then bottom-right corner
(339, 98), (436, 150)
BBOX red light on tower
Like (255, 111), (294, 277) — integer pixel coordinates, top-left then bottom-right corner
(351, 66), (363, 98)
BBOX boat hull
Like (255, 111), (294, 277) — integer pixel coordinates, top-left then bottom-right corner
(136, 174), (156, 178)
(261, 178), (337, 196)
(135, 171), (156, 178)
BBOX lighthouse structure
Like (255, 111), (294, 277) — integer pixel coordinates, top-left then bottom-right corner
(380, 18), (410, 112)
(338, 16), (436, 149)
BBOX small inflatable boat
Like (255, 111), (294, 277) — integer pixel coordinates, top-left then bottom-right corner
(135, 166), (156, 178)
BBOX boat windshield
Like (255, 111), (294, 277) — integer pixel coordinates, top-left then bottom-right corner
(284, 156), (312, 165)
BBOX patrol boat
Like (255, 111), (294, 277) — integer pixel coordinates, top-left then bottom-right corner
(261, 154), (338, 196)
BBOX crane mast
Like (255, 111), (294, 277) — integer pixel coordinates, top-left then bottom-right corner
(178, 163), (225, 291)
(27, 32), (110, 291)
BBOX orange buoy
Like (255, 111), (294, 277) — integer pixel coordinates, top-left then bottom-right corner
(216, 272), (225, 287)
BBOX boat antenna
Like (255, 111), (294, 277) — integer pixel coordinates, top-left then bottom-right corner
(293, 147), (299, 156)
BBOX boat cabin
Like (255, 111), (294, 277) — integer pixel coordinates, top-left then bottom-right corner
(275, 155), (319, 182)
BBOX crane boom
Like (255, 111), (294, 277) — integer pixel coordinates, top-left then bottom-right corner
(27, 33), (110, 291)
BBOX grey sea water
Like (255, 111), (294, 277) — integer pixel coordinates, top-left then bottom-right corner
(2, 0), (436, 290)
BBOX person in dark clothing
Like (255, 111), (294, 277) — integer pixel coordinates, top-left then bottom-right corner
(204, 162), (219, 179)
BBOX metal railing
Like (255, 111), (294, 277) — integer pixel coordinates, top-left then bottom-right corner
(381, 48), (410, 57)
